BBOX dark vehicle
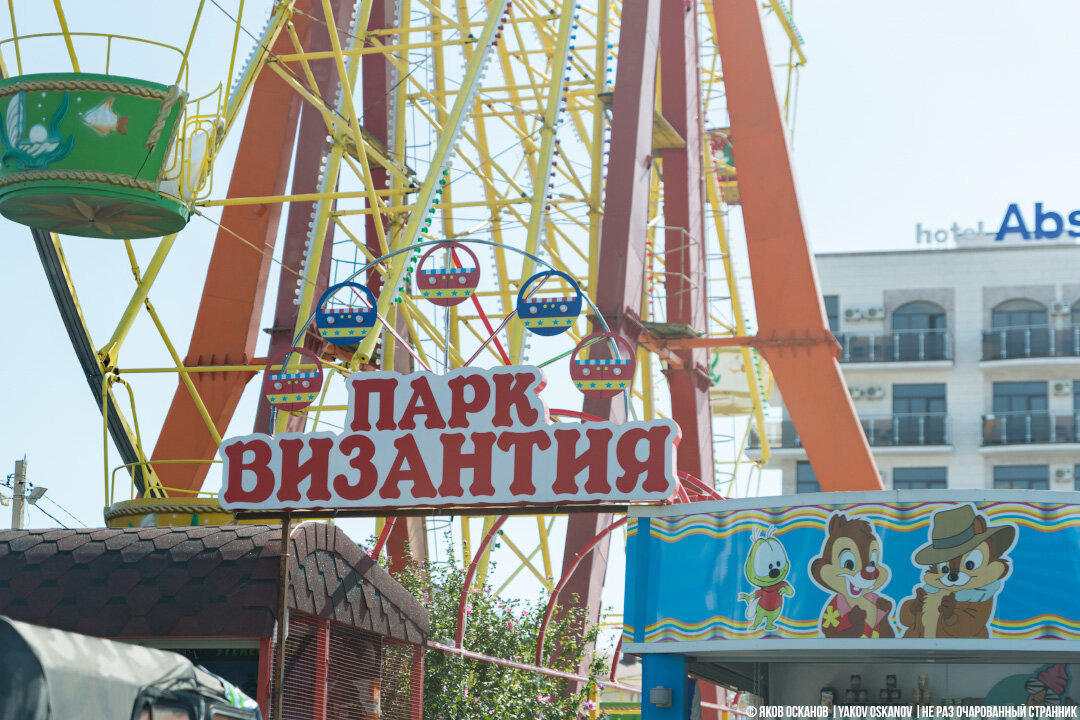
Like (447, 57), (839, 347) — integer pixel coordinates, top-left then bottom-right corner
(0, 616), (260, 720)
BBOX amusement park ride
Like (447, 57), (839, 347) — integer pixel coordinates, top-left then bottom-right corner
(0, 0), (882, 709)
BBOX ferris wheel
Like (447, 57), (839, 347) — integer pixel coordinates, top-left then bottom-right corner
(0, 0), (812, 683)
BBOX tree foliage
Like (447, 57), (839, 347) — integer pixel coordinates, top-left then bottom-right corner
(391, 555), (607, 719)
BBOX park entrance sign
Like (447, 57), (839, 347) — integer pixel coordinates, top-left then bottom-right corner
(219, 366), (680, 512)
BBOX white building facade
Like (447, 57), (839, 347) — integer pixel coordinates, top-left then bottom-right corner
(755, 235), (1080, 494)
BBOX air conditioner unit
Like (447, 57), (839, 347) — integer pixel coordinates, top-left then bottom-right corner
(1053, 465), (1074, 481)
(1053, 301), (1072, 315)
(866, 306), (886, 320)
(1053, 380), (1072, 395)
(849, 386), (865, 399)
(844, 308), (863, 322)
(866, 385), (886, 399)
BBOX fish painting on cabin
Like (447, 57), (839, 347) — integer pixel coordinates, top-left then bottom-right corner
(82, 97), (129, 136)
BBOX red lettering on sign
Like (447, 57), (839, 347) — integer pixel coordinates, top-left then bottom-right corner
(497, 431), (551, 495)
(615, 426), (673, 493)
(277, 437), (333, 503)
(440, 432), (497, 497)
(222, 439), (276, 504)
(334, 434), (378, 500)
(447, 373), (491, 428)
(349, 377), (399, 431)
(398, 375), (447, 430)
(553, 428), (613, 494)
(220, 368), (680, 511)
(381, 435), (438, 499)
(492, 371), (541, 427)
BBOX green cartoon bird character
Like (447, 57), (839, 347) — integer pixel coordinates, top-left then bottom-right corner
(738, 526), (794, 631)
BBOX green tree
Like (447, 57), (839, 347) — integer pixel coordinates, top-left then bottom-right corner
(391, 555), (607, 719)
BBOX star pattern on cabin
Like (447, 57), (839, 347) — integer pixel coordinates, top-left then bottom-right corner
(822, 605), (840, 629)
(20, 197), (160, 236)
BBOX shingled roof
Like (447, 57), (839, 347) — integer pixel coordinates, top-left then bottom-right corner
(0, 522), (427, 644)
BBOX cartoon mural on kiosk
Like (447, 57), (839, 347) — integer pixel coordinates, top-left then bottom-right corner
(898, 504), (1016, 639)
(625, 496), (1080, 646)
(737, 526), (794, 631)
(809, 514), (897, 638)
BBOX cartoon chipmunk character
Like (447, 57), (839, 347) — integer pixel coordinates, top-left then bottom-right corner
(899, 504), (1015, 639)
(809, 514), (896, 638)
(737, 526), (794, 631)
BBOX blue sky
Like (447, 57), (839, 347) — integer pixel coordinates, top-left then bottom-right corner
(791, 2), (1080, 252)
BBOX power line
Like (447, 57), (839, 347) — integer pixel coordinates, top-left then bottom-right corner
(40, 495), (89, 529)
(29, 503), (69, 530)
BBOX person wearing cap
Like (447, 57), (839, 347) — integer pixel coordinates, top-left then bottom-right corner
(898, 504), (1017, 639)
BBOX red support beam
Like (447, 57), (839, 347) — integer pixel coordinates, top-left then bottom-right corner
(660, 0), (714, 487)
(711, 0), (880, 491)
(254, 2), (348, 434)
(152, 4), (316, 494)
(363, 0), (394, 294)
(257, 636), (273, 719)
(560, 0), (662, 678)
(363, 0), (427, 569)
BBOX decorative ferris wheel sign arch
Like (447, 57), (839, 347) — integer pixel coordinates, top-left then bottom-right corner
(219, 366), (681, 511)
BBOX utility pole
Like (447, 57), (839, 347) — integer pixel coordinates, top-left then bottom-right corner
(11, 459), (27, 530)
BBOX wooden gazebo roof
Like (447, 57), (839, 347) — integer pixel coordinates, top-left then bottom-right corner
(0, 522), (427, 644)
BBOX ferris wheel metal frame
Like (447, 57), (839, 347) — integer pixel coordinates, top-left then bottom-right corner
(3, 0), (884, 714)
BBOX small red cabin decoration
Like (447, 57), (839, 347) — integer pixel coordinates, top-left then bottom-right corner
(315, 281), (378, 346)
(570, 332), (636, 399)
(262, 347), (324, 412)
(416, 241), (480, 307)
(517, 270), (582, 337)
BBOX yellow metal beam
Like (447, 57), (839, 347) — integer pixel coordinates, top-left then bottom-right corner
(99, 233), (178, 368)
(704, 156), (770, 463)
(353, 0), (511, 366)
(508, 0), (580, 362)
(52, 0), (80, 72)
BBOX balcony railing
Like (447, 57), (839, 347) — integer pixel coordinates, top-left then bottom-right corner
(862, 413), (951, 446)
(749, 413), (951, 449)
(982, 325), (1080, 360)
(981, 411), (1080, 445)
(837, 330), (951, 363)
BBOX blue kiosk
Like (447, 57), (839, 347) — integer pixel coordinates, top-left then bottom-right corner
(624, 491), (1080, 718)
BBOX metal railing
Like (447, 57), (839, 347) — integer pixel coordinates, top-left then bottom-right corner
(861, 413), (950, 446)
(750, 413), (951, 449)
(981, 411), (1080, 445)
(982, 325), (1080, 360)
(838, 329), (951, 363)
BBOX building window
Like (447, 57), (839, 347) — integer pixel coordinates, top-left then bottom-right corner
(993, 465), (1049, 490)
(894, 384), (947, 414)
(892, 384), (947, 445)
(824, 295), (840, 334)
(986, 299), (1050, 359)
(989, 381), (1049, 443)
(796, 461), (820, 493)
(1075, 466), (1080, 491)
(992, 298), (1048, 329)
(891, 301), (947, 360)
(893, 467), (947, 490)
(893, 301), (946, 331)
(993, 381), (1047, 412)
